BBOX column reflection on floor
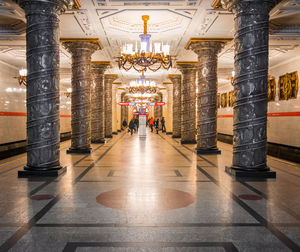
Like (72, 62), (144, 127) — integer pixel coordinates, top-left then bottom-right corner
(0, 131), (299, 251)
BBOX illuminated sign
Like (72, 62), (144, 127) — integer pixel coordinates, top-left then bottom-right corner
(118, 102), (129, 106)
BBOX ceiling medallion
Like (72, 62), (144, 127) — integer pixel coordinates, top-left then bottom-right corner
(117, 15), (173, 73)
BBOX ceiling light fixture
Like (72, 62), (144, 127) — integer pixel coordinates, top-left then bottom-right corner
(128, 70), (157, 94)
(17, 68), (27, 86)
(117, 15), (173, 73)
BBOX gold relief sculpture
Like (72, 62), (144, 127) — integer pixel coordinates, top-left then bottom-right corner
(217, 93), (221, 108)
(289, 71), (299, 99)
(221, 93), (227, 108)
(279, 71), (299, 100)
(228, 91), (234, 107)
(268, 76), (276, 101)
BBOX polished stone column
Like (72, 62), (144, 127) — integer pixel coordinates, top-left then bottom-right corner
(112, 83), (120, 135)
(168, 74), (181, 138)
(165, 83), (173, 134)
(104, 74), (118, 138)
(188, 39), (229, 154)
(222, 0), (277, 178)
(17, 0), (71, 177)
(154, 96), (160, 119)
(177, 62), (197, 144)
(120, 92), (126, 130)
(91, 61), (110, 144)
(62, 39), (100, 154)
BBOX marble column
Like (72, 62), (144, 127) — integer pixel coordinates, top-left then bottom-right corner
(222, 0), (277, 178)
(112, 83), (120, 135)
(154, 96), (160, 119)
(104, 74), (118, 138)
(91, 61), (110, 144)
(188, 39), (229, 154)
(177, 62), (197, 144)
(168, 74), (181, 138)
(165, 83), (173, 134)
(17, 0), (71, 177)
(120, 92), (126, 130)
(62, 39), (100, 154)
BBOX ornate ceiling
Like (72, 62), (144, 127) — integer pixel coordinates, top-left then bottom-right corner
(0, 0), (300, 89)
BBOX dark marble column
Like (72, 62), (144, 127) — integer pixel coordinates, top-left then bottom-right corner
(104, 74), (118, 138)
(17, 0), (71, 177)
(91, 62), (110, 144)
(154, 96), (160, 119)
(120, 92), (126, 130)
(222, 0), (277, 178)
(168, 74), (181, 138)
(177, 62), (197, 144)
(62, 39), (100, 154)
(188, 39), (229, 154)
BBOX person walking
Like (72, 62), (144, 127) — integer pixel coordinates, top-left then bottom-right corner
(150, 117), (154, 132)
(161, 117), (166, 132)
(134, 118), (139, 132)
(155, 118), (159, 134)
(122, 118), (127, 130)
(129, 118), (135, 135)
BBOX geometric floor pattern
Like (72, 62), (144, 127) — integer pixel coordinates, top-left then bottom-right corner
(0, 129), (299, 251)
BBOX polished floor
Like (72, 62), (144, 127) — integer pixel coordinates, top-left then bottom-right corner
(0, 130), (300, 251)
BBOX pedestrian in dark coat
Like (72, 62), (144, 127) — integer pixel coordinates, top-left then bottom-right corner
(129, 119), (135, 135)
(155, 118), (159, 134)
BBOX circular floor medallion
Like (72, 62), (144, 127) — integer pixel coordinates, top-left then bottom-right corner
(238, 194), (262, 200)
(96, 188), (194, 211)
(30, 194), (54, 201)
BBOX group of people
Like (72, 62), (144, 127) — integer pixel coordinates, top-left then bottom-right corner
(122, 116), (166, 135)
(148, 117), (166, 134)
(122, 118), (139, 135)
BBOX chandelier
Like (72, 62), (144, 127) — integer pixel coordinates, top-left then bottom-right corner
(17, 68), (27, 86)
(117, 15), (172, 72)
(128, 70), (157, 94)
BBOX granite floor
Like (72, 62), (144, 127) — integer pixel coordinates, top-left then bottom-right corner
(0, 129), (300, 251)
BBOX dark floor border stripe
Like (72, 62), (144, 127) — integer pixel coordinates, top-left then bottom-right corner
(0, 133), (125, 252)
(63, 242), (238, 252)
(158, 134), (300, 251)
(35, 223), (262, 228)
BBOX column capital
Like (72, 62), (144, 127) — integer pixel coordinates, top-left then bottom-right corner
(61, 38), (102, 55)
(221, 0), (278, 14)
(15, 0), (72, 13)
(186, 38), (231, 55)
(104, 74), (118, 82)
(91, 61), (110, 75)
(168, 74), (181, 82)
(176, 61), (198, 74)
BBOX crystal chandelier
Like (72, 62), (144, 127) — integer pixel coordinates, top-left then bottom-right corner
(117, 15), (172, 72)
(128, 70), (157, 94)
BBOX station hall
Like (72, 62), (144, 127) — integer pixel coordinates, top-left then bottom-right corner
(0, 0), (300, 251)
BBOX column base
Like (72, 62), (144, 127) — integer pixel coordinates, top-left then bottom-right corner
(225, 166), (276, 179)
(67, 148), (91, 154)
(112, 132), (118, 135)
(196, 148), (221, 155)
(91, 139), (106, 144)
(166, 132), (173, 135)
(18, 166), (67, 178)
(172, 135), (181, 138)
(117, 130), (121, 132)
(105, 135), (113, 138)
(181, 140), (196, 144)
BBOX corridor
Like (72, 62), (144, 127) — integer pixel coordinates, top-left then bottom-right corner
(0, 131), (300, 251)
